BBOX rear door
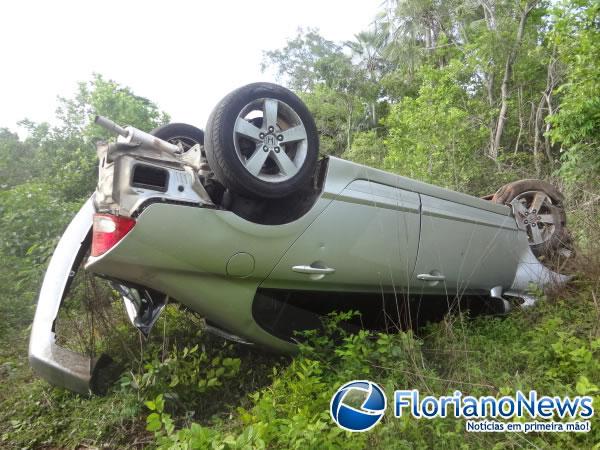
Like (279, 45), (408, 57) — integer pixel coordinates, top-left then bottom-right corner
(261, 179), (420, 292)
(412, 195), (519, 294)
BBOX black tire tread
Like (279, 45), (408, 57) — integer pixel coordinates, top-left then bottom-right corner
(205, 82), (318, 199)
(150, 123), (204, 145)
(205, 88), (246, 195)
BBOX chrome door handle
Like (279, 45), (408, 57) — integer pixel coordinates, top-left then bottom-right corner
(417, 273), (446, 281)
(292, 265), (336, 275)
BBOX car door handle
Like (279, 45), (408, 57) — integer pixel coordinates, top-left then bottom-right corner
(292, 265), (336, 275)
(417, 273), (446, 281)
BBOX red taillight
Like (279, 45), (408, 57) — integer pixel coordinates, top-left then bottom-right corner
(91, 214), (136, 257)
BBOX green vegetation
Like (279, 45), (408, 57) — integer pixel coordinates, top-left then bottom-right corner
(1, 0), (599, 448)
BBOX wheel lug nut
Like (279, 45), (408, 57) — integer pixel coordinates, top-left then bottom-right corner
(274, 146), (280, 153)
(268, 126), (274, 132)
(524, 220), (528, 224)
(531, 209), (536, 214)
(277, 135), (283, 141)
(532, 223), (536, 227)
(263, 145), (268, 152)
(259, 133), (265, 139)
(525, 212), (529, 216)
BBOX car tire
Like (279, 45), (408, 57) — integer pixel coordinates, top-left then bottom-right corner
(204, 82), (319, 199)
(150, 123), (204, 151)
(492, 179), (570, 256)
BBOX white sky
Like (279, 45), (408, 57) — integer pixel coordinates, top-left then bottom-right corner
(0, 0), (379, 135)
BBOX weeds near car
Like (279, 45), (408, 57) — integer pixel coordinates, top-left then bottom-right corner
(3, 238), (600, 448)
(3, 209), (600, 448)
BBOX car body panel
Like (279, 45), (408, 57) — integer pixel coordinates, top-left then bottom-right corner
(324, 157), (511, 217)
(262, 179), (421, 292)
(86, 198), (332, 279)
(413, 195), (520, 293)
(85, 209), (298, 352)
(84, 157), (524, 347)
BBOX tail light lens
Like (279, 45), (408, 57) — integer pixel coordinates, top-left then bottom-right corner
(91, 214), (136, 257)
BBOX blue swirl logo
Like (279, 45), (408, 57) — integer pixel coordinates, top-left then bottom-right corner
(330, 380), (387, 432)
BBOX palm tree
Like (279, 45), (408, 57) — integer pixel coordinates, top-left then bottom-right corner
(345, 29), (389, 126)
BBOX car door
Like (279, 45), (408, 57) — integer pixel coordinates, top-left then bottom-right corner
(261, 179), (421, 292)
(412, 195), (520, 294)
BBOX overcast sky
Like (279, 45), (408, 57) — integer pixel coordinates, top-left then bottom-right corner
(0, 0), (380, 135)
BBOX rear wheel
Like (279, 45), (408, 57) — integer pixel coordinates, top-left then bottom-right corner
(205, 82), (319, 199)
(150, 123), (204, 152)
(150, 122), (227, 201)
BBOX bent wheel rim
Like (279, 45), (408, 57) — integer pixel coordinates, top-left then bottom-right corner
(233, 98), (308, 183)
(510, 190), (560, 246)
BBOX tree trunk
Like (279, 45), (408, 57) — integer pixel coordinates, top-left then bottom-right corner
(480, 0), (497, 31)
(533, 49), (560, 175)
(489, 1), (537, 160)
(371, 102), (377, 127)
(346, 101), (354, 153)
(514, 86), (524, 155)
(480, 0), (498, 160)
(484, 71), (496, 160)
(542, 50), (559, 170)
(533, 95), (544, 177)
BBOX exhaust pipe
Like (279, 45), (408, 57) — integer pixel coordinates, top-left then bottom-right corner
(94, 115), (180, 154)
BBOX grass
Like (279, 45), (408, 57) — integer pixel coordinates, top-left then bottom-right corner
(2, 280), (598, 448)
(0, 297), (285, 448)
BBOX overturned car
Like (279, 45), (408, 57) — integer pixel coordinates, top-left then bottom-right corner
(29, 83), (570, 394)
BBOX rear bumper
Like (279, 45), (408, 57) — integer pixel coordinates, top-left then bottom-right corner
(28, 196), (105, 394)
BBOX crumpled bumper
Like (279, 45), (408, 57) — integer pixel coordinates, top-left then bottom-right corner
(28, 196), (108, 394)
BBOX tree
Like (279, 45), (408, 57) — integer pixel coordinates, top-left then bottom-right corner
(262, 29), (347, 92)
(384, 63), (493, 193)
(40, 74), (169, 200)
(263, 0), (594, 194)
(345, 30), (389, 126)
(300, 85), (354, 156)
(489, 0), (539, 161)
(0, 75), (171, 267)
(264, 30), (370, 153)
(55, 73), (170, 142)
(547, 0), (600, 187)
(343, 130), (387, 168)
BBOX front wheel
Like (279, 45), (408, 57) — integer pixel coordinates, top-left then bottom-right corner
(204, 82), (319, 199)
(492, 179), (570, 257)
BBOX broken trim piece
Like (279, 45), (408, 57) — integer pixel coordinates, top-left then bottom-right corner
(28, 196), (107, 395)
(113, 283), (167, 338)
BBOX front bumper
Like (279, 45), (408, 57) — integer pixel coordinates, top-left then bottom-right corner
(28, 196), (107, 394)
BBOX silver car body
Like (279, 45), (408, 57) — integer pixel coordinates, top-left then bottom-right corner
(29, 133), (567, 394)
